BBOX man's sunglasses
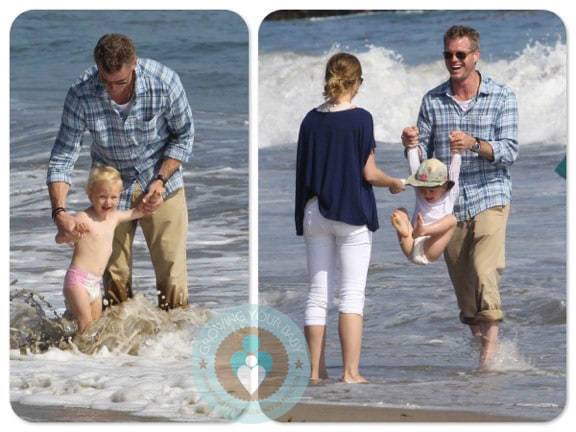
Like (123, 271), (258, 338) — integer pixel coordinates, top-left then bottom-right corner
(443, 50), (474, 61)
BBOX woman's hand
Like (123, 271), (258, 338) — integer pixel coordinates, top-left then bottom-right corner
(388, 178), (406, 194)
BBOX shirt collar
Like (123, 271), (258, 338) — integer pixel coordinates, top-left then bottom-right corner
(437, 71), (487, 98)
(91, 59), (143, 100)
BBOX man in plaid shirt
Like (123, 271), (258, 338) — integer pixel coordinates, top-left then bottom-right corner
(402, 25), (518, 369)
(48, 34), (194, 310)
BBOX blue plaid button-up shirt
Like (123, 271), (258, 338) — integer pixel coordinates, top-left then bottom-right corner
(47, 58), (194, 210)
(417, 74), (518, 221)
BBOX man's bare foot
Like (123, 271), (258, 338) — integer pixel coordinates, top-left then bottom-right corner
(479, 338), (497, 369)
(478, 321), (499, 369)
(391, 211), (410, 237)
(469, 324), (482, 337)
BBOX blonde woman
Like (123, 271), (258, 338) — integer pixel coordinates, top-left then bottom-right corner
(295, 53), (405, 383)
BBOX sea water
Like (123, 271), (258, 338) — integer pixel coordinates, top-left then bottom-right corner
(258, 10), (566, 421)
(10, 10), (248, 421)
(8, 8), (567, 424)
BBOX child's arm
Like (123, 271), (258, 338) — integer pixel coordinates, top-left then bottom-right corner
(116, 206), (146, 224)
(407, 146), (421, 174)
(119, 190), (161, 221)
(116, 190), (161, 224)
(55, 216), (89, 245)
(449, 152), (462, 184)
(402, 126), (421, 175)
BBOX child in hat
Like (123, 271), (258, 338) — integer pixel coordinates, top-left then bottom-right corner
(391, 140), (461, 265)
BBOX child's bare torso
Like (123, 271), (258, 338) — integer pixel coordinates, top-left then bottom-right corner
(70, 209), (120, 276)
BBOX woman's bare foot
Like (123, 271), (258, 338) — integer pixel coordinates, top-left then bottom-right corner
(309, 376), (330, 385)
(341, 374), (368, 384)
(310, 370), (329, 381)
(391, 210), (410, 237)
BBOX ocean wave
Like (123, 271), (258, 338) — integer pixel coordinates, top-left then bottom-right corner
(259, 41), (566, 148)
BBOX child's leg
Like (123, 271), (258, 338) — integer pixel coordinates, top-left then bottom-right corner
(64, 285), (95, 335)
(91, 295), (103, 322)
(390, 208), (415, 257)
(415, 213), (457, 262)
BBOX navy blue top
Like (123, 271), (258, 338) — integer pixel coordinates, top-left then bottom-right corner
(295, 107), (378, 235)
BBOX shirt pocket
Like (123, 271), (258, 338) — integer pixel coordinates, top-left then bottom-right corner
(462, 114), (494, 140)
(129, 114), (162, 145)
(90, 117), (114, 147)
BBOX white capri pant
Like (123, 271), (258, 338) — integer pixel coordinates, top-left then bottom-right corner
(303, 199), (372, 326)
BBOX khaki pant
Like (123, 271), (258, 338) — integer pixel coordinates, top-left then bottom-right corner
(443, 204), (510, 324)
(103, 185), (189, 309)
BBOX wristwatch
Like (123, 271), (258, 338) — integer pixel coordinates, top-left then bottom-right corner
(155, 173), (169, 186)
(471, 137), (481, 153)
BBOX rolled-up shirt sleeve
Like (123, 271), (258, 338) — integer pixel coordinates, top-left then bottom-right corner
(46, 88), (86, 185)
(163, 71), (194, 163)
(488, 87), (518, 167)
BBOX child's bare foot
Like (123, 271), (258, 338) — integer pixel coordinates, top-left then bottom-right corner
(412, 213), (426, 238)
(391, 211), (410, 238)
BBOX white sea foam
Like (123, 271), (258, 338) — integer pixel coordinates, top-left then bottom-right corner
(10, 293), (221, 421)
(259, 41), (566, 148)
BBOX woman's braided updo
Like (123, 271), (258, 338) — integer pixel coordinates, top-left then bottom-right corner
(323, 53), (363, 101)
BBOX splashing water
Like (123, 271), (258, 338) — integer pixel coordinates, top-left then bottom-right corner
(10, 288), (76, 353)
(10, 291), (222, 421)
(10, 289), (213, 356)
(488, 338), (534, 372)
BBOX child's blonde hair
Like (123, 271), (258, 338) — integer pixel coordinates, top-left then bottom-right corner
(87, 166), (123, 192)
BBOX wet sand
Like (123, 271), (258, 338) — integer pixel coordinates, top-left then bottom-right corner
(11, 401), (534, 423)
(11, 402), (168, 422)
(275, 402), (534, 422)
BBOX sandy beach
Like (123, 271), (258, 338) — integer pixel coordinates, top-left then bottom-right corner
(276, 402), (533, 422)
(11, 402), (168, 422)
(11, 401), (532, 423)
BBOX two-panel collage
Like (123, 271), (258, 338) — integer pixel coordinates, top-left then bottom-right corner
(9, 9), (567, 426)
